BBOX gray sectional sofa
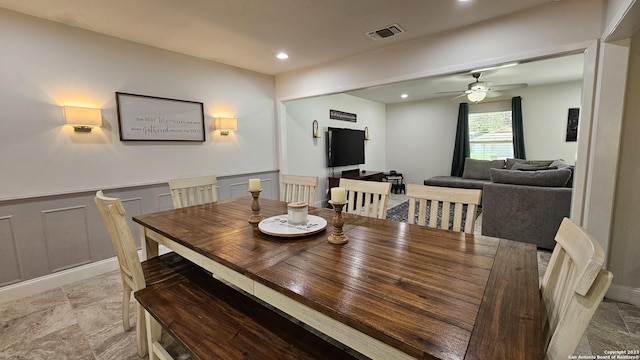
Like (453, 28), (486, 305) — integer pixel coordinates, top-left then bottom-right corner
(424, 158), (573, 250)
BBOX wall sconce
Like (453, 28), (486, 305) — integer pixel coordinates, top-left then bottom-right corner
(312, 120), (321, 138)
(364, 126), (371, 140)
(214, 117), (238, 135)
(63, 106), (102, 132)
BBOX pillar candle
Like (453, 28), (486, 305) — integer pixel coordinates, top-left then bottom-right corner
(331, 187), (346, 203)
(248, 178), (260, 191)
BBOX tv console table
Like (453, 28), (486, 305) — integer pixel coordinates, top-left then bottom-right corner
(327, 169), (384, 201)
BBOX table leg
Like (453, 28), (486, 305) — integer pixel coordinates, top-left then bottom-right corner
(140, 225), (159, 260)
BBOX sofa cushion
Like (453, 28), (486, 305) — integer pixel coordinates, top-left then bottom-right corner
(506, 158), (554, 169)
(490, 168), (572, 187)
(462, 158), (505, 180)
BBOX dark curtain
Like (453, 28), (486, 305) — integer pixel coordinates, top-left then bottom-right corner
(512, 96), (526, 159)
(451, 103), (469, 176)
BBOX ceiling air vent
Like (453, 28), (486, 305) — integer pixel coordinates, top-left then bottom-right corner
(366, 24), (405, 41)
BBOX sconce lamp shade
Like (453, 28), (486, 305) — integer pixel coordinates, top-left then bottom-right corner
(364, 126), (371, 140)
(214, 117), (238, 135)
(466, 91), (487, 103)
(64, 106), (102, 132)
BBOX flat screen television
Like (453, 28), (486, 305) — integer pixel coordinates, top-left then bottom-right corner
(326, 127), (365, 167)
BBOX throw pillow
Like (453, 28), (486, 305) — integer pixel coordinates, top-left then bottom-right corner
(462, 158), (506, 180)
(506, 158), (554, 169)
(549, 159), (574, 187)
(490, 168), (572, 187)
(511, 163), (558, 171)
(505, 158), (522, 170)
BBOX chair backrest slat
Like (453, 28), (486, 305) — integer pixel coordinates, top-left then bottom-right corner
(406, 184), (481, 234)
(280, 174), (319, 206)
(339, 178), (391, 219)
(169, 175), (218, 209)
(541, 217), (613, 360)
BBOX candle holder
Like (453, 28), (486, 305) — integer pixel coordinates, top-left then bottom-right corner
(327, 200), (348, 244)
(248, 189), (264, 224)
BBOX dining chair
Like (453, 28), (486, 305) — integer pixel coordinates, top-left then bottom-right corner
(339, 178), (392, 219)
(405, 184), (482, 233)
(94, 190), (196, 357)
(280, 174), (319, 206)
(540, 217), (613, 360)
(168, 175), (218, 208)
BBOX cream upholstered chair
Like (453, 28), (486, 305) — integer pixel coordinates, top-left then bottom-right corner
(168, 175), (218, 208)
(541, 217), (613, 360)
(339, 178), (392, 219)
(280, 174), (319, 206)
(95, 191), (194, 357)
(405, 184), (482, 233)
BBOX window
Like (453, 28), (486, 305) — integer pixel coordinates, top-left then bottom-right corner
(468, 110), (513, 160)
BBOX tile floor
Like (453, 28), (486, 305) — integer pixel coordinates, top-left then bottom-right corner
(1, 193), (638, 359)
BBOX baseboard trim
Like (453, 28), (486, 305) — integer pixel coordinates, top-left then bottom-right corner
(0, 257), (119, 304)
(0, 246), (171, 305)
(607, 283), (640, 307)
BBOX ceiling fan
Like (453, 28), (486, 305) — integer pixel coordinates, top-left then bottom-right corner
(437, 72), (527, 103)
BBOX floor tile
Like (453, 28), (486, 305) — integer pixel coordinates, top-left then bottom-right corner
(0, 324), (93, 360)
(619, 302), (640, 335)
(0, 288), (67, 324)
(0, 296), (76, 352)
(62, 271), (123, 310)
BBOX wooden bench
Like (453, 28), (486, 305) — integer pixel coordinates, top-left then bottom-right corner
(135, 264), (358, 360)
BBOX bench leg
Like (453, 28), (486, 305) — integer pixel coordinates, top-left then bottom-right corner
(145, 310), (173, 360)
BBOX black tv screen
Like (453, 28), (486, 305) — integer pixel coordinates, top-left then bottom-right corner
(327, 127), (365, 167)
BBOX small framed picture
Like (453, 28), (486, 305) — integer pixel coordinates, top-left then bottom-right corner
(566, 108), (579, 142)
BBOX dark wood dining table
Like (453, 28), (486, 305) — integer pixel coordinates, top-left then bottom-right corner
(133, 196), (542, 360)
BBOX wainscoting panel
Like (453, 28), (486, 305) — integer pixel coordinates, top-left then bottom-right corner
(227, 178), (276, 200)
(157, 192), (174, 211)
(42, 205), (92, 273)
(0, 216), (22, 287)
(0, 170), (279, 296)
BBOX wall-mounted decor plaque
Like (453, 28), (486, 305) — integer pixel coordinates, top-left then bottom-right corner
(116, 92), (205, 141)
(329, 109), (357, 122)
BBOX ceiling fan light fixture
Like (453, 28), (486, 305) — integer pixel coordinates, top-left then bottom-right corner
(467, 91), (486, 103)
(470, 81), (487, 91)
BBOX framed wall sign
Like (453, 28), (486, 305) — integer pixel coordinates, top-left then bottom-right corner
(329, 109), (357, 122)
(116, 92), (205, 141)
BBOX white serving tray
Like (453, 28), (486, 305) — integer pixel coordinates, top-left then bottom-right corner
(258, 215), (327, 238)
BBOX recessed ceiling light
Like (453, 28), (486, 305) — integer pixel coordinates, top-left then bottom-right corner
(276, 52), (289, 60)
(401, 94), (408, 99)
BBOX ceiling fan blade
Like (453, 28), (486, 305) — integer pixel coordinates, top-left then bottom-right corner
(489, 83), (528, 91)
(436, 90), (466, 95)
(452, 93), (468, 99)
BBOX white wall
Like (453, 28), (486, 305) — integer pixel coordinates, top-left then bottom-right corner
(609, 30), (640, 305)
(385, 99), (459, 185)
(520, 81), (583, 163)
(283, 94), (386, 205)
(0, 9), (277, 200)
